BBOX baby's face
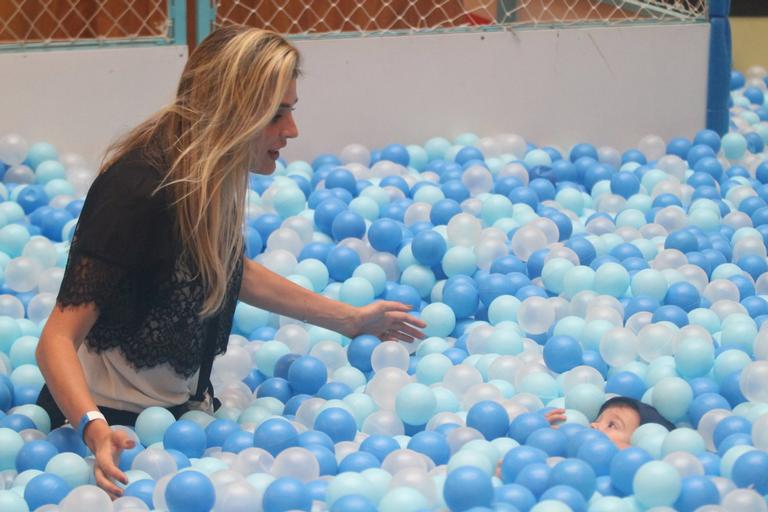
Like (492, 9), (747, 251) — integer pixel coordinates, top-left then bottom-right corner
(590, 405), (641, 449)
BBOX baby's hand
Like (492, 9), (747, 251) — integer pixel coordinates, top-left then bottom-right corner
(545, 408), (567, 427)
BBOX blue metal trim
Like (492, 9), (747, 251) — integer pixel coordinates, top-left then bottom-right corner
(706, 0), (732, 135)
(170, 0), (187, 45)
(197, 0), (215, 43)
(0, 37), (172, 53)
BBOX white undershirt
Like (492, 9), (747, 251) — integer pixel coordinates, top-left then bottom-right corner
(78, 343), (199, 413)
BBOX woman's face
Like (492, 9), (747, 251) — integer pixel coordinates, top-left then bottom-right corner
(254, 79), (299, 174)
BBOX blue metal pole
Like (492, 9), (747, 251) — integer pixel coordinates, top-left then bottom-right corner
(170, 0), (187, 45)
(196, 0), (215, 44)
(706, 0), (732, 135)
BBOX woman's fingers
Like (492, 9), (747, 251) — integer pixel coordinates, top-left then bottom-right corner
(92, 430), (133, 498)
(94, 465), (124, 498)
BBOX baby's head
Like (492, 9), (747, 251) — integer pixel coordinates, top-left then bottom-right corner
(591, 396), (676, 449)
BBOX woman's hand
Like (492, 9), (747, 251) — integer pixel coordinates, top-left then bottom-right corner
(545, 408), (567, 427)
(345, 300), (427, 342)
(85, 422), (135, 498)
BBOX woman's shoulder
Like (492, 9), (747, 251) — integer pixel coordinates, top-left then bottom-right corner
(93, 147), (168, 206)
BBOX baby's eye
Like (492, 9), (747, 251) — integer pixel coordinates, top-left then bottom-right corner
(270, 114), (283, 124)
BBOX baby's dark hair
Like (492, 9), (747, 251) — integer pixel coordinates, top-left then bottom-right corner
(598, 396), (676, 431)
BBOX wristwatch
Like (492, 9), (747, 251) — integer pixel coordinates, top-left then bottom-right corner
(77, 410), (107, 441)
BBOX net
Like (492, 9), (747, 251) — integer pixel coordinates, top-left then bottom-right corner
(212, 0), (708, 38)
(0, 0), (175, 48)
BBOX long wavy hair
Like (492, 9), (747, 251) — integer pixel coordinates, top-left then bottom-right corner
(101, 26), (301, 316)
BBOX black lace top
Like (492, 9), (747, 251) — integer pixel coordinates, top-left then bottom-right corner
(57, 150), (243, 378)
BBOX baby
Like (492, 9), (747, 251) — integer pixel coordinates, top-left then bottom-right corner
(546, 396), (676, 448)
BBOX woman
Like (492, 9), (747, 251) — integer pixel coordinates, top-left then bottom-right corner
(35, 25), (425, 496)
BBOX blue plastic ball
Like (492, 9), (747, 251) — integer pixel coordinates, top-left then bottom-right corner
(673, 475), (720, 512)
(543, 335), (583, 373)
(253, 418), (299, 456)
(23, 472), (70, 511)
(205, 419), (241, 448)
(411, 230), (447, 266)
(330, 494), (377, 512)
(713, 415), (753, 449)
(605, 371), (646, 400)
(306, 444), (338, 476)
(163, 419), (207, 459)
(331, 210), (366, 241)
(513, 462), (551, 498)
(540, 485), (587, 512)
(326, 246), (361, 281)
(576, 436), (618, 476)
(526, 427), (567, 458)
(124, 479), (155, 508)
(358, 434), (398, 462)
(325, 168), (357, 195)
(287, 355), (328, 395)
(367, 218), (403, 253)
(256, 377), (293, 403)
(508, 413), (549, 443)
(544, 458), (596, 501)
(500, 445), (548, 483)
(262, 476), (312, 511)
(347, 335), (380, 373)
(15, 439), (58, 471)
(338, 451), (380, 473)
(664, 282), (701, 311)
(381, 144), (410, 166)
(407, 431), (451, 465)
(444, 465), (494, 511)
(314, 407), (357, 443)
(466, 400), (510, 440)
(608, 446), (653, 496)
(731, 450), (768, 494)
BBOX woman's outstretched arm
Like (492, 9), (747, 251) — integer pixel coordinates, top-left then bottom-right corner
(239, 257), (426, 342)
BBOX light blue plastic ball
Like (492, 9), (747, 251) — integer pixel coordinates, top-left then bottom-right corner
(564, 384), (605, 421)
(34, 160), (66, 184)
(630, 269), (669, 302)
(0, 427), (24, 470)
(273, 186), (307, 218)
(352, 263), (387, 296)
(594, 262), (630, 297)
(135, 407), (177, 447)
(721, 133), (748, 160)
(295, 258), (330, 293)
(44, 452), (90, 487)
(339, 277), (375, 307)
(488, 295), (520, 325)
(26, 142), (59, 170)
(421, 302), (456, 338)
(442, 246), (477, 277)
(255, 341), (291, 377)
(674, 337), (715, 379)
(400, 265), (436, 299)
(395, 383), (437, 425)
(651, 377), (692, 422)
(43, 179), (74, 198)
(632, 461), (681, 508)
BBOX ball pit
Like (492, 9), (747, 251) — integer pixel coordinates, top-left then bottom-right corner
(2, 66), (768, 511)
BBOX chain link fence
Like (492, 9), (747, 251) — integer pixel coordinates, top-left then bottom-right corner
(0, 0), (183, 49)
(210, 0), (708, 38)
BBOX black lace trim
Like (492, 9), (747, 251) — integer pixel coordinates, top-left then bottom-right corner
(58, 249), (243, 378)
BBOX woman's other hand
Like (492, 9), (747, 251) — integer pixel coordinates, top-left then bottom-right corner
(85, 422), (135, 498)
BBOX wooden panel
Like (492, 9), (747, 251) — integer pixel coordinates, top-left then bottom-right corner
(0, 0), (167, 44)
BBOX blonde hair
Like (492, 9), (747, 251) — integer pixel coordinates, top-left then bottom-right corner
(102, 26), (300, 316)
